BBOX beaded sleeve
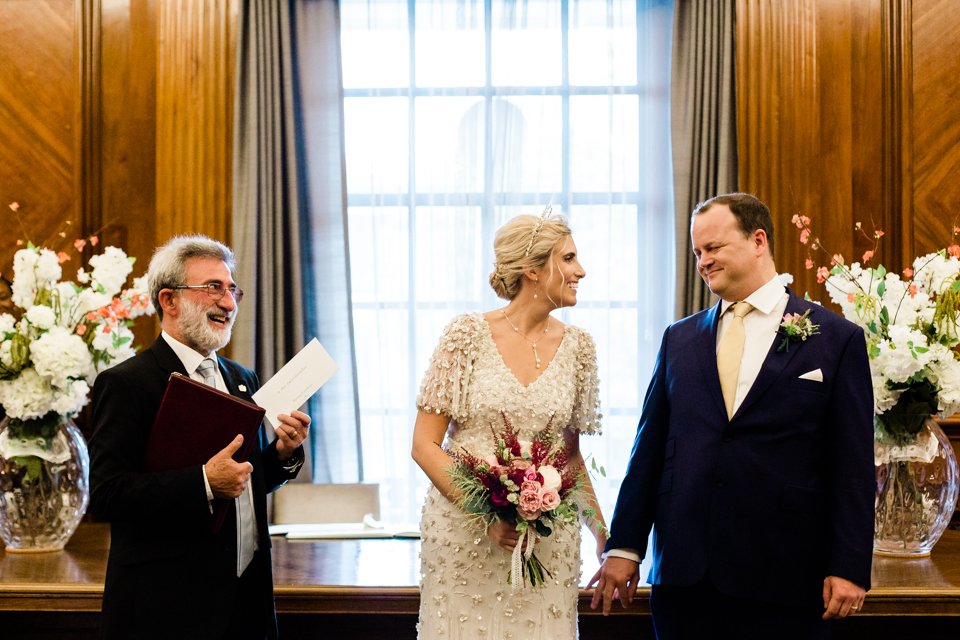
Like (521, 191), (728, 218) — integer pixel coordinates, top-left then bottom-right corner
(415, 313), (482, 423)
(569, 326), (602, 434)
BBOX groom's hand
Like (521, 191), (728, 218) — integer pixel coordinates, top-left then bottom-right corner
(589, 556), (640, 615)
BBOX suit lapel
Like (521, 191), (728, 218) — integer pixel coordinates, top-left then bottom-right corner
(148, 336), (189, 378)
(734, 292), (810, 418)
(694, 302), (729, 419)
(217, 358), (241, 397)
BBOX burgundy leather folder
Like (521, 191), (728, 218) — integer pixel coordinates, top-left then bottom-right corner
(146, 372), (266, 531)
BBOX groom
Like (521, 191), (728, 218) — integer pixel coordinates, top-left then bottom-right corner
(591, 193), (875, 638)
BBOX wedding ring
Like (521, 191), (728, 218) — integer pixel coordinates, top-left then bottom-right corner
(850, 606), (859, 611)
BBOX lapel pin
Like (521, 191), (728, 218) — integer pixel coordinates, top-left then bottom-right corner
(238, 384), (247, 392)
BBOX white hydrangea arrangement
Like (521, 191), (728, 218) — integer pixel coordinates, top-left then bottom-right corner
(792, 214), (960, 446)
(0, 233), (153, 422)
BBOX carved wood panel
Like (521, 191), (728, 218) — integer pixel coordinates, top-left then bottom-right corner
(735, 0), (907, 301)
(155, 0), (238, 247)
(0, 1), (80, 275)
(911, 0), (960, 255)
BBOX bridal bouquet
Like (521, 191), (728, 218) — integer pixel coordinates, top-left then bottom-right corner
(791, 214), (960, 445)
(447, 412), (593, 590)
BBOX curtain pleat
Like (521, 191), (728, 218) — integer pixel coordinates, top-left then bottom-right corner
(670, 0), (738, 318)
(232, 0), (360, 482)
(292, 0), (361, 482)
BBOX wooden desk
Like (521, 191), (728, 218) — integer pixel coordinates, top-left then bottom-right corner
(2, 524), (960, 638)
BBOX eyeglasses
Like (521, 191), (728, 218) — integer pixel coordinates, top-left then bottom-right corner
(170, 283), (245, 303)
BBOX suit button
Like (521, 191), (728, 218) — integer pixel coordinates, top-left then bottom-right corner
(715, 480), (725, 487)
(721, 434), (732, 442)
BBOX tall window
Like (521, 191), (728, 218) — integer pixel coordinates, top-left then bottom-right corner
(339, 0), (675, 523)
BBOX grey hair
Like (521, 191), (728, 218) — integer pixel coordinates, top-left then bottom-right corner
(148, 235), (236, 320)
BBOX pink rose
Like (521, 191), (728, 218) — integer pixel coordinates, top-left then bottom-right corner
(539, 488), (561, 511)
(519, 488), (541, 514)
(517, 508), (541, 521)
(521, 480), (541, 495)
(524, 467), (544, 484)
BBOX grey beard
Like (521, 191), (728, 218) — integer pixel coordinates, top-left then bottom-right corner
(178, 297), (233, 353)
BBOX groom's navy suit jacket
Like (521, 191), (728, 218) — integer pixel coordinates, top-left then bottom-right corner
(607, 289), (875, 605)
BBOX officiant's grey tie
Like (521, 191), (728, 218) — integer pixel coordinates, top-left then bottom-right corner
(195, 356), (257, 576)
(196, 358), (217, 389)
(717, 301), (754, 419)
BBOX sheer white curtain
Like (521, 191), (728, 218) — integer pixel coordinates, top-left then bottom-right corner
(336, 0), (675, 523)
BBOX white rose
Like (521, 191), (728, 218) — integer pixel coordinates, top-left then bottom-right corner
(538, 465), (562, 492)
(30, 327), (95, 388)
(50, 379), (91, 416)
(0, 313), (16, 334)
(0, 340), (14, 369)
(0, 367), (57, 420)
(34, 249), (62, 283)
(11, 248), (39, 309)
(88, 246), (133, 297)
(25, 304), (57, 330)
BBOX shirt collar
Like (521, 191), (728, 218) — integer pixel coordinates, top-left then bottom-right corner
(160, 331), (219, 374)
(720, 275), (786, 317)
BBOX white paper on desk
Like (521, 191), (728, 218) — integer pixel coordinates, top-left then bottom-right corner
(252, 337), (337, 428)
(268, 522), (421, 540)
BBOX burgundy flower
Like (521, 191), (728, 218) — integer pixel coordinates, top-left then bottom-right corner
(490, 486), (510, 507)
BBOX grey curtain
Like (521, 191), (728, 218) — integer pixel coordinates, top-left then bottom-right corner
(232, 0), (360, 482)
(291, 0), (361, 482)
(670, 0), (738, 318)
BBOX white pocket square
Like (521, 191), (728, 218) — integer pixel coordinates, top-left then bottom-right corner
(798, 369), (823, 382)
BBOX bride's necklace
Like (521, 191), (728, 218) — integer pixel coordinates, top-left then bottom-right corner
(500, 309), (550, 369)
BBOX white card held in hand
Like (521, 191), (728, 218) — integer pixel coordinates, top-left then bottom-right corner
(253, 338), (337, 428)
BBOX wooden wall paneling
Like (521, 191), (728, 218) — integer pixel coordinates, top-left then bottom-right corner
(736, 0), (832, 299)
(881, 0), (914, 268)
(813, 0), (858, 277)
(98, 0), (157, 281)
(155, 0), (238, 247)
(97, 0), (162, 347)
(0, 1), (80, 274)
(736, 0), (909, 299)
(77, 0), (102, 246)
(911, 0), (960, 255)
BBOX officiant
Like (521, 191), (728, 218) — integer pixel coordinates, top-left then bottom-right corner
(89, 235), (310, 640)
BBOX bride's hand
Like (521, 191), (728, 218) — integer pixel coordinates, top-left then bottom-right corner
(596, 537), (607, 563)
(486, 520), (520, 552)
(485, 520), (538, 553)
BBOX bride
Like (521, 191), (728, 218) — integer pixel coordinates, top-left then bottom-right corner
(412, 210), (606, 639)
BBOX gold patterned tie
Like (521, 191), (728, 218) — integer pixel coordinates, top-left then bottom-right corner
(717, 301), (753, 419)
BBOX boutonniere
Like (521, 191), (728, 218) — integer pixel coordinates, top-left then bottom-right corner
(777, 310), (820, 352)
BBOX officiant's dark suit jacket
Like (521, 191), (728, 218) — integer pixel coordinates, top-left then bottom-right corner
(89, 336), (300, 639)
(606, 289), (875, 605)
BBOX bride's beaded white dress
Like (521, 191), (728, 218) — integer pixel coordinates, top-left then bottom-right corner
(416, 313), (601, 640)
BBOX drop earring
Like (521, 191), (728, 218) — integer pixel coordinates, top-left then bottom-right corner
(533, 279), (539, 299)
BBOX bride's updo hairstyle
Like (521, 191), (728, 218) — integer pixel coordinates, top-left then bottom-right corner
(489, 211), (571, 300)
